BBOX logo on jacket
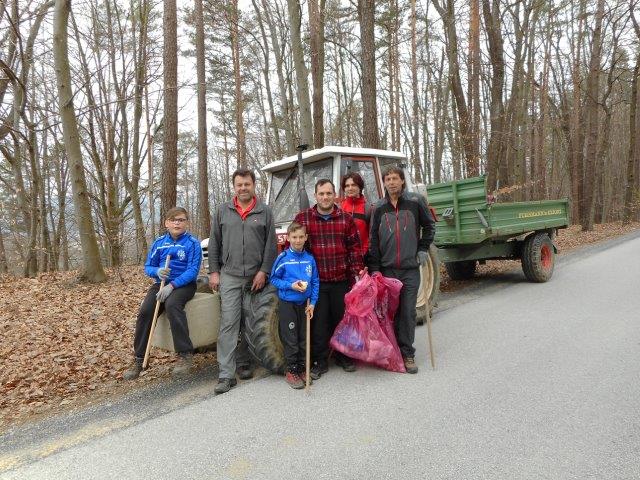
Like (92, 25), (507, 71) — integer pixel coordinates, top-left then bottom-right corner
(305, 264), (312, 276)
(177, 249), (186, 261)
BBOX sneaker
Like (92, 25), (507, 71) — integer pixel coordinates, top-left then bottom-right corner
(214, 377), (238, 394)
(336, 356), (356, 372)
(403, 357), (418, 374)
(237, 364), (254, 380)
(309, 362), (328, 380)
(173, 354), (193, 376)
(123, 359), (143, 380)
(285, 371), (304, 389)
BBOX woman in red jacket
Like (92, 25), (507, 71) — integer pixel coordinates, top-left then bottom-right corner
(340, 172), (372, 256)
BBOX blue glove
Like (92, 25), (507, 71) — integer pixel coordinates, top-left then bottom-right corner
(157, 267), (170, 281)
(417, 251), (429, 266)
(156, 284), (174, 303)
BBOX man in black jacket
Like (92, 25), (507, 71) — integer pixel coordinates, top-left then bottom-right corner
(368, 166), (435, 374)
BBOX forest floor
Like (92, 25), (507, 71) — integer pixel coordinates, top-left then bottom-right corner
(1, 221), (639, 431)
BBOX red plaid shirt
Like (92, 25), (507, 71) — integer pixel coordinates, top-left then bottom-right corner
(294, 205), (364, 282)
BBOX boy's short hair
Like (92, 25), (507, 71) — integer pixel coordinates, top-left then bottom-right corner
(165, 207), (189, 220)
(287, 222), (306, 235)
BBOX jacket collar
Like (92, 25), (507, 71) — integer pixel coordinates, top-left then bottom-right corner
(164, 231), (189, 243)
(311, 204), (341, 218)
(226, 197), (265, 214)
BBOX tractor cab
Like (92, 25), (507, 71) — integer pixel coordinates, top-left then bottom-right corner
(262, 146), (412, 249)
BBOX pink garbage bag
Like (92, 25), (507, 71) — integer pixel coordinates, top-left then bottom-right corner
(330, 273), (405, 372)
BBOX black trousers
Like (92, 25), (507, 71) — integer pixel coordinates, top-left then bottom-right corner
(381, 267), (420, 358)
(133, 282), (196, 358)
(278, 299), (307, 371)
(311, 280), (350, 366)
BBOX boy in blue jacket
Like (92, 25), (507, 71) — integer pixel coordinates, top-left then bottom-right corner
(124, 207), (202, 380)
(270, 222), (320, 389)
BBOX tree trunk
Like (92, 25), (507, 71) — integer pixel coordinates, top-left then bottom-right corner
(482, 0), (506, 190)
(0, 224), (8, 274)
(230, 0), (247, 167)
(53, 0), (106, 282)
(287, 0), (313, 147)
(581, 0), (605, 231)
(624, 54), (639, 223)
(161, 0), (178, 221)
(433, 0), (476, 177)
(358, 0), (379, 148)
(194, 0), (210, 238)
(410, 0), (422, 182)
(261, 0), (295, 153)
(308, 0), (325, 148)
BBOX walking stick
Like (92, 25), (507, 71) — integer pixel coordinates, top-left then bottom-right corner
(421, 265), (436, 370)
(305, 298), (311, 390)
(143, 255), (171, 369)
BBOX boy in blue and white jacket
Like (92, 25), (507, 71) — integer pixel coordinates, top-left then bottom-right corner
(124, 207), (202, 380)
(270, 222), (320, 389)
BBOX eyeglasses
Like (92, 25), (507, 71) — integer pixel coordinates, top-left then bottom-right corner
(169, 218), (188, 223)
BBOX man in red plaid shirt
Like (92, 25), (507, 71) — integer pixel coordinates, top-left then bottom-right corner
(294, 179), (365, 379)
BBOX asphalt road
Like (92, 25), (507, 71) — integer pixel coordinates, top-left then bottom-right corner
(2, 233), (639, 479)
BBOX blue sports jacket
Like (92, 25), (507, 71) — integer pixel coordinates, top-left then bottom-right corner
(269, 248), (320, 306)
(144, 231), (202, 288)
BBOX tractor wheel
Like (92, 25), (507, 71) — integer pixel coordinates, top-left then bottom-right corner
(444, 260), (477, 280)
(521, 232), (555, 282)
(242, 284), (286, 374)
(416, 244), (441, 325)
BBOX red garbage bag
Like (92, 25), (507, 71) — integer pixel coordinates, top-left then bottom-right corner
(372, 272), (405, 372)
(330, 273), (406, 372)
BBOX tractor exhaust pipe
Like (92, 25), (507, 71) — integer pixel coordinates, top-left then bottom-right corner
(297, 144), (310, 211)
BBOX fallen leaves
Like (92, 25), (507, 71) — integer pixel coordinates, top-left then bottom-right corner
(0, 267), (216, 430)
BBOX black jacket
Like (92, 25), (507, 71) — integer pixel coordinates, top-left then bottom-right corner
(368, 191), (435, 271)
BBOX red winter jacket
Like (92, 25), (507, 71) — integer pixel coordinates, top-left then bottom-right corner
(340, 195), (371, 256)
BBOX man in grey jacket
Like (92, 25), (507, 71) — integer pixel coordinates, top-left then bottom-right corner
(208, 168), (277, 394)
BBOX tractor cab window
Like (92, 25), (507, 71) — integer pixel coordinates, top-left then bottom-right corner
(269, 158), (333, 224)
(339, 157), (381, 201)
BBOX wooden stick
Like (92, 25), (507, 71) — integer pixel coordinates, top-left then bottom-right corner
(422, 266), (436, 370)
(143, 255), (171, 369)
(305, 298), (311, 390)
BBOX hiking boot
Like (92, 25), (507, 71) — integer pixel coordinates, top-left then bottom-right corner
(173, 353), (193, 376)
(214, 377), (237, 394)
(336, 356), (356, 372)
(309, 362), (328, 380)
(298, 368), (313, 386)
(237, 364), (254, 380)
(285, 371), (304, 389)
(123, 358), (143, 380)
(403, 357), (418, 374)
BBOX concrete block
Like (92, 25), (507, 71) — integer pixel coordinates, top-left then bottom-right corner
(151, 292), (220, 351)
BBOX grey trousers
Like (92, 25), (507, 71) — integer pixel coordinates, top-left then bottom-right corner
(217, 272), (253, 379)
(381, 267), (420, 358)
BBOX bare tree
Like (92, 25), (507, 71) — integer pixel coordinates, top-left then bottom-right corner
(161, 0), (178, 221)
(358, 0), (379, 148)
(287, 0), (313, 146)
(53, 0), (106, 282)
(194, 0), (210, 238)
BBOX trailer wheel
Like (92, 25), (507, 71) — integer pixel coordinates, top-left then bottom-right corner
(444, 260), (477, 280)
(242, 283), (286, 374)
(521, 232), (555, 282)
(416, 244), (441, 325)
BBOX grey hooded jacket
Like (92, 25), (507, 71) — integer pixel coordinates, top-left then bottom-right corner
(208, 199), (277, 277)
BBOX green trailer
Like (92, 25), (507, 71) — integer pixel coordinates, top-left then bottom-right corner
(427, 176), (569, 282)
